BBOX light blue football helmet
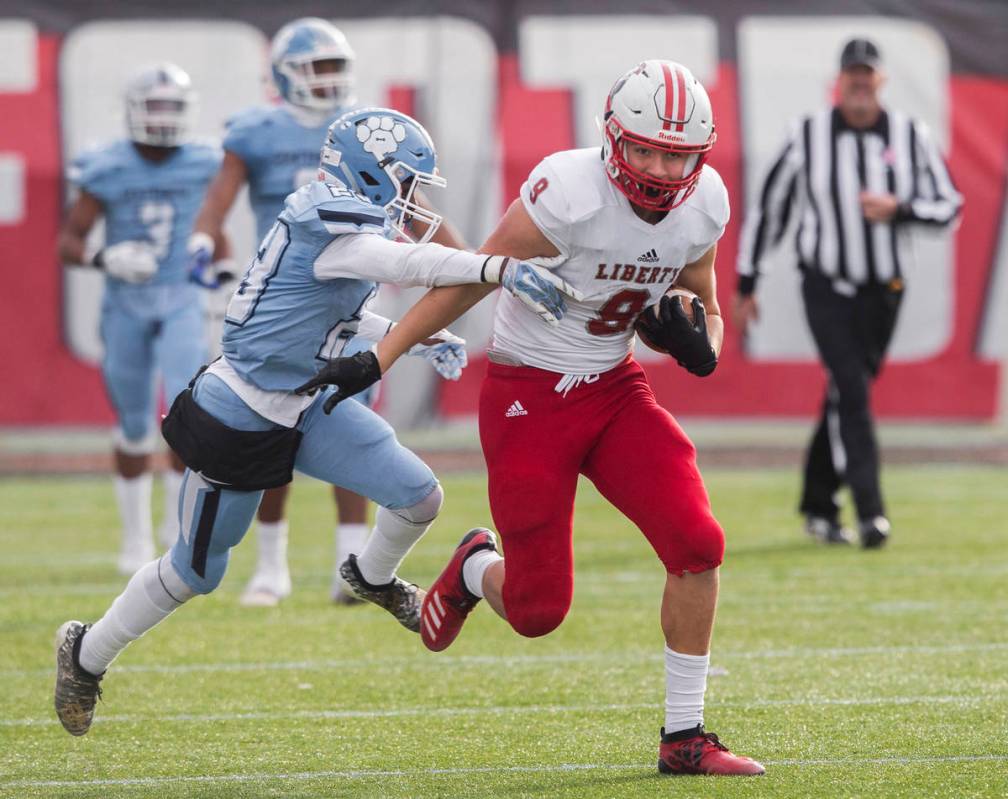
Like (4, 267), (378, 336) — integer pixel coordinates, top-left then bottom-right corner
(320, 107), (447, 243)
(270, 17), (355, 111)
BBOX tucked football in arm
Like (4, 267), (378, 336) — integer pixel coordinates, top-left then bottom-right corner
(634, 288), (698, 354)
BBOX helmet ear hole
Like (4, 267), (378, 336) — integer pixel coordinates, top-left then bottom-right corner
(358, 170), (380, 187)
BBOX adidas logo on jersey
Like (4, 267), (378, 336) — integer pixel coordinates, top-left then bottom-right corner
(637, 249), (659, 263)
(505, 401), (529, 417)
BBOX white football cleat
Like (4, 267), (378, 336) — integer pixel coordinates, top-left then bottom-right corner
(239, 568), (292, 607)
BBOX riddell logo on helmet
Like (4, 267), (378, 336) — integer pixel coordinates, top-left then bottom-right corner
(656, 131), (686, 142)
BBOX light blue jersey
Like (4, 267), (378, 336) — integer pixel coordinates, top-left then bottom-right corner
(222, 180), (390, 391)
(223, 105), (346, 241)
(70, 139), (221, 286)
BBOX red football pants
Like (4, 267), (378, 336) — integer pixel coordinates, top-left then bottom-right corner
(478, 356), (724, 638)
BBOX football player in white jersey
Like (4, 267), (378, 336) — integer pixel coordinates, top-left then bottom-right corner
(302, 60), (764, 776)
(189, 18), (469, 607)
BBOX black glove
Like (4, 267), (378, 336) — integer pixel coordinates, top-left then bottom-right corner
(636, 295), (718, 377)
(294, 351), (382, 414)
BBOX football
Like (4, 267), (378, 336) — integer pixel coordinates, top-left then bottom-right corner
(634, 287), (698, 354)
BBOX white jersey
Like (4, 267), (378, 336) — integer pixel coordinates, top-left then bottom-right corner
(492, 148), (729, 374)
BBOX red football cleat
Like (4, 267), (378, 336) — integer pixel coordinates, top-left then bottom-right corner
(420, 528), (498, 652)
(658, 725), (765, 776)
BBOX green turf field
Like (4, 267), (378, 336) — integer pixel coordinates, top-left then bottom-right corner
(1, 466), (1006, 798)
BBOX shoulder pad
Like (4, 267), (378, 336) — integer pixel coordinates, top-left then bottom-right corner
(689, 165), (730, 229)
(223, 107), (278, 160)
(283, 181), (389, 238)
(225, 106), (277, 134)
(67, 140), (127, 191)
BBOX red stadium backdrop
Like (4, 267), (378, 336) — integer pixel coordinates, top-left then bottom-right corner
(0, 2), (1005, 425)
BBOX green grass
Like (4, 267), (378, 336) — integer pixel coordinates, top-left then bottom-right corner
(1, 465), (1006, 798)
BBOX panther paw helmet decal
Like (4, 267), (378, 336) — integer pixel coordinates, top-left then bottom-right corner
(356, 116), (407, 161)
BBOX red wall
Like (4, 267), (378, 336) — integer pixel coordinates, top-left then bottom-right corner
(440, 58), (1007, 420)
(1, 42), (1004, 425)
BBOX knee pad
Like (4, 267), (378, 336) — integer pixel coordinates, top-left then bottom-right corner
(151, 555), (196, 604)
(504, 580), (571, 638)
(395, 482), (444, 525)
(114, 426), (156, 456)
(170, 540), (229, 595)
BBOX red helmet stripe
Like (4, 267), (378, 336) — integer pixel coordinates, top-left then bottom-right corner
(660, 61), (674, 131)
(674, 67), (687, 132)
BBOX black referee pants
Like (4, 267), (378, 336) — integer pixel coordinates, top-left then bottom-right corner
(799, 271), (904, 523)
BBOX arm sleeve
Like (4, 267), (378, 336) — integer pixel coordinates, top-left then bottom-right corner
(357, 309), (395, 341)
(735, 120), (804, 295)
(896, 120), (963, 226)
(518, 159), (570, 266)
(313, 232), (491, 287)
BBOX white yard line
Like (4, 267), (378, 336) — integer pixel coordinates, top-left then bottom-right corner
(4, 755), (1008, 790)
(4, 693), (1004, 728)
(6, 640), (1008, 680)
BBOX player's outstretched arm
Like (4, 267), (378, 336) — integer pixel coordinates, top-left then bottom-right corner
(375, 284), (496, 373)
(294, 284), (492, 414)
(479, 197), (562, 261)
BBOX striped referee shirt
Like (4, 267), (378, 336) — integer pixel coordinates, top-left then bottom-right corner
(737, 107), (963, 294)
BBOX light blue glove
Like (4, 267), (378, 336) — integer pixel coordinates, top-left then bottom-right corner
(408, 329), (468, 381)
(186, 232), (232, 289)
(500, 259), (583, 327)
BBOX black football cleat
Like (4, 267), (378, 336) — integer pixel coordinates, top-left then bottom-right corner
(805, 515), (854, 545)
(859, 516), (891, 549)
(54, 621), (104, 736)
(338, 554), (425, 632)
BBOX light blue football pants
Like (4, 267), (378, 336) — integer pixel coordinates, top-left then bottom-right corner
(168, 372), (438, 594)
(100, 283), (206, 448)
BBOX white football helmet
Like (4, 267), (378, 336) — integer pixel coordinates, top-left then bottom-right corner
(601, 60), (716, 211)
(271, 18), (356, 111)
(125, 63), (195, 148)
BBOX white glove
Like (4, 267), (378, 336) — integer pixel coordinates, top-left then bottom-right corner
(407, 328), (468, 381)
(482, 255), (584, 327)
(97, 240), (158, 283)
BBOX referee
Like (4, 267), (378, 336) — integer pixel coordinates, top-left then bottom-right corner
(733, 38), (963, 548)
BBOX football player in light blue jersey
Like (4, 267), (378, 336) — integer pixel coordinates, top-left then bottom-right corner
(55, 108), (579, 736)
(58, 63), (224, 576)
(189, 17), (468, 607)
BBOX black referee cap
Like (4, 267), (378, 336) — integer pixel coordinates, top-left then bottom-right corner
(840, 38), (882, 71)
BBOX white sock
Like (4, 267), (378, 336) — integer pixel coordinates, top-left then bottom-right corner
(79, 556), (193, 675)
(255, 520), (289, 575)
(159, 469), (184, 548)
(356, 506), (431, 585)
(664, 646), (709, 733)
(462, 549), (502, 598)
(336, 523), (369, 567)
(114, 473), (153, 555)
